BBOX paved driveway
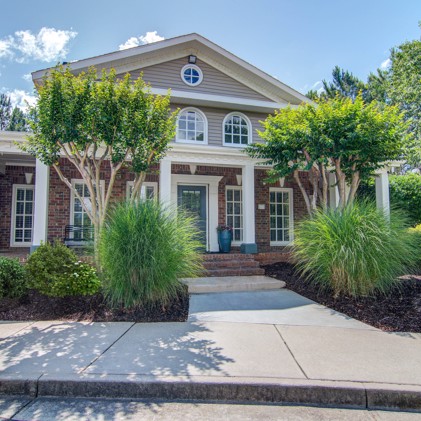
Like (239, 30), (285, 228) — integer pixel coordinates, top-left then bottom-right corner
(188, 289), (374, 329)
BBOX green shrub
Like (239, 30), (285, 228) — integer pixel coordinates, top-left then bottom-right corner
(99, 200), (203, 308)
(26, 241), (101, 297)
(294, 201), (419, 297)
(359, 173), (421, 225)
(0, 257), (28, 298)
(390, 173), (421, 226)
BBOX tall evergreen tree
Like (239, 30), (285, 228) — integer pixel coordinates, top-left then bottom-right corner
(7, 107), (30, 132)
(0, 94), (12, 130)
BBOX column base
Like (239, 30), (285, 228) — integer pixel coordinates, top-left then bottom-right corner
(240, 243), (258, 254)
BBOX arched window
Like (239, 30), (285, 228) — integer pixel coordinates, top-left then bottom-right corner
(223, 112), (251, 146)
(176, 108), (207, 144)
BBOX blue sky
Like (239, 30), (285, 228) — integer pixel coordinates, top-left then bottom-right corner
(1, 0), (420, 108)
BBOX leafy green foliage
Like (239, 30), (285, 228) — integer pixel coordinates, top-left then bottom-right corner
(24, 66), (177, 172)
(248, 95), (410, 212)
(0, 257), (28, 299)
(21, 66), (177, 257)
(0, 94), (29, 131)
(99, 200), (203, 309)
(7, 107), (30, 131)
(26, 241), (100, 297)
(294, 201), (419, 297)
(389, 173), (421, 225)
(358, 173), (421, 226)
(0, 94), (12, 130)
(320, 66), (368, 102)
(387, 39), (421, 167)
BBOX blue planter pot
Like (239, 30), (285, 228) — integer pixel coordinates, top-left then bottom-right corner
(218, 230), (232, 253)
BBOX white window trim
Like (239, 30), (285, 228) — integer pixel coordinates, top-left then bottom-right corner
(225, 185), (243, 245)
(222, 112), (252, 148)
(269, 187), (294, 246)
(126, 181), (158, 201)
(180, 64), (203, 86)
(176, 107), (208, 145)
(70, 179), (105, 225)
(10, 184), (35, 247)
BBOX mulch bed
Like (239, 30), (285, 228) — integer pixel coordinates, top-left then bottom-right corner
(0, 286), (189, 323)
(264, 262), (421, 333)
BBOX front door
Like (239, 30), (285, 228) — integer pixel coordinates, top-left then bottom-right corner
(177, 185), (207, 249)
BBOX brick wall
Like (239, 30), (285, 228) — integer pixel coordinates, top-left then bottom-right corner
(255, 169), (311, 252)
(47, 158), (159, 242)
(0, 166), (36, 250)
(46, 160), (311, 251)
(172, 165), (311, 252)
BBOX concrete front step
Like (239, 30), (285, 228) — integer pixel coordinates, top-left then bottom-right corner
(180, 275), (285, 293)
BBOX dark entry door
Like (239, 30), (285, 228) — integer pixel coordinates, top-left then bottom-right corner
(177, 185), (207, 249)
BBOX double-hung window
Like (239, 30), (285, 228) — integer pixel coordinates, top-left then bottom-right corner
(126, 181), (158, 201)
(11, 185), (34, 247)
(226, 186), (243, 243)
(269, 188), (293, 245)
(70, 180), (104, 239)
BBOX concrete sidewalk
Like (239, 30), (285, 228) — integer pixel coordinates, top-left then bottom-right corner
(0, 319), (420, 411)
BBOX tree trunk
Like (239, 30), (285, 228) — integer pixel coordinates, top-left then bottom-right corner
(293, 170), (312, 216)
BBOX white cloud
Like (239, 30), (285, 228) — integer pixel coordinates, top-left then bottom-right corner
(0, 37), (13, 58)
(0, 27), (77, 63)
(4, 89), (37, 111)
(380, 58), (391, 70)
(22, 73), (32, 82)
(119, 31), (165, 50)
(311, 80), (323, 91)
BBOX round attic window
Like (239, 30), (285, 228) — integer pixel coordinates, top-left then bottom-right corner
(181, 64), (203, 86)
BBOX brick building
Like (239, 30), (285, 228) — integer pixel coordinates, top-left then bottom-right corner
(0, 34), (391, 257)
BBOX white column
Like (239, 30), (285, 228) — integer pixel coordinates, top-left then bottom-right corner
(159, 158), (172, 205)
(329, 172), (339, 209)
(375, 170), (390, 217)
(241, 163), (257, 253)
(208, 182), (220, 252)
(31, 159), (49, 252)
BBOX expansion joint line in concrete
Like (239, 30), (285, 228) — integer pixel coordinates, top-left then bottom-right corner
(273, 325), (309, 379)
(79, 322), (137, 374)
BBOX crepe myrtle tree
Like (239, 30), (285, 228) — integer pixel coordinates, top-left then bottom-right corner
(247, 95), (410, 215)
(22, 66), (177, 251)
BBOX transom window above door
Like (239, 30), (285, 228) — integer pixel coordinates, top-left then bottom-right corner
(176, 108), (207, 144)
(223, 112), (251, 146)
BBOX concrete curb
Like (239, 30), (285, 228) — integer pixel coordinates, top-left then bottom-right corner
(1, 374), (421, 411)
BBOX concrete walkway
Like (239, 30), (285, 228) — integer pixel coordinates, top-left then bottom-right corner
(188, 289), (373, 329)
(0, 317), (420, 411)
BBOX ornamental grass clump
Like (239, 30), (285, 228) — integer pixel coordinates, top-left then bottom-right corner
(294, 201), (419, 297)
(99, 200), (203, 309)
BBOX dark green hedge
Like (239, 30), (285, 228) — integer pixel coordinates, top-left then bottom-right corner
(358, 173), (421, 225)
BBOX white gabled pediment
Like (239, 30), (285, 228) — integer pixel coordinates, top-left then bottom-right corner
(32, 33), (310, 106)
